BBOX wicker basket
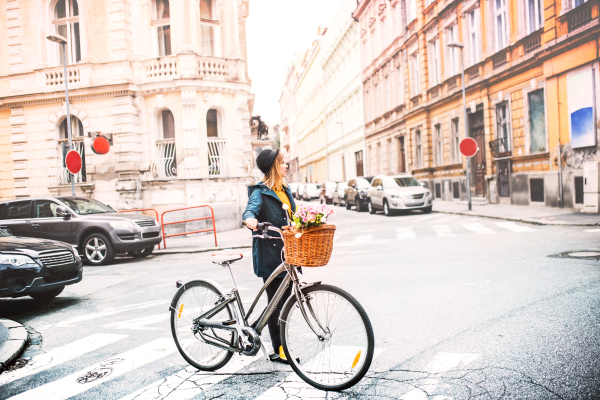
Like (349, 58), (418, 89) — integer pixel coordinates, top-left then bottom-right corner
(282, 224), (336, 267)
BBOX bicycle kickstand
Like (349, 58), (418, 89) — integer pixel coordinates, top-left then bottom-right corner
(260, 343), (270, 361)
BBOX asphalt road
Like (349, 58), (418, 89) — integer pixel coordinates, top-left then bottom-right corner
(1, 202), (599, 399)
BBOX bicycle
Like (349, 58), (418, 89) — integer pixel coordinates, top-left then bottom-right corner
(169, 222), (375, 391)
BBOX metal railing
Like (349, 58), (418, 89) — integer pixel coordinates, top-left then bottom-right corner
(150, 140), (177, 179)
(161, 205), (217, 249)
(54, 140), (86, 185)
(118, 208), (162, 249)
(207, 137), (231, 176)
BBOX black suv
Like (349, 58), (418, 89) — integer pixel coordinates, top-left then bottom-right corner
(0, 197), (162, 266)
(344, 177), (373, 211)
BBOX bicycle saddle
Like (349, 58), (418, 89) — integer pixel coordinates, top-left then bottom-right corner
(210, 252), (244, 264)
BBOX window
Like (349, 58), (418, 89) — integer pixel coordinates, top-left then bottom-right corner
(152, 0), (171, 56)
(392, 4), (400, 39)
(52, 0), (81, 65)
(435, 124), (442, 166)
(495, 0), (508, 51)
(154, 109), (177, 178)
(380, 19), (387, 49)
(34, 200), (61, 218)
(388, 140), (393, 173)
(374, 83), (380, 116)
(415, 129), (422, 168)
(385, 75), (391, 111)
(528, 89), (547, 153)
(365, 90), (371, 120)
(206, 109), (229, 176)
(574, 0), (588, 7)
(468, 10), (480, 65)
(528, 0), (543, 33)
(200, 0), (218, 56)
(451, 118), (460, 163)
(496, 102), (510, 154)
(377, 142), (382, 174)
(5, 201), (32, 220)
(407, 0), (417, 22)
(530, 178), (545, 202)
(355, 150), (364, 177)
(446, 25), (459, 76)
(429, 39), (440, 86)
(410, 52), (420, 96)
(397, 64), (404, 105)
(59, 116), (86, 183)
(398, 136), (407, 172)
(206, 109), (220, 137)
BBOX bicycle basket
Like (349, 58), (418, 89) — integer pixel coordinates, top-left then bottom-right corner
(282, 224), (336, 267)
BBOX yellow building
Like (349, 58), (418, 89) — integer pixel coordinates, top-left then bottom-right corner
(355, 0), (600, 208)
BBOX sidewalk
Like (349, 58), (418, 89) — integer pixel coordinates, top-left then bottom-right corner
(433, 201), (600, 226)
(0, 319), (28, 372)
(154, 227), (253, 255)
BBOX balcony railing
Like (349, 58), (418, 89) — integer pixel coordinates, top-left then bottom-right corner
(489, 138), (511, 158)
(145, 58), (179, 81)
(198, 57), (229, 79)
(150, 140), (177, 179)
(46, 68), (81, 87)
(568, 3), (594, 32)
(493, 50), (508, 69)
(523, 31), (542, 54)
(207, 137), (231, 176)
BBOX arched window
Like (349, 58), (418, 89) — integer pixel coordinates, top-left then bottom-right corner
(153, 110), (177, 178)
(206, 109), (220, 137)
(152, 0), (172, 57)
(58, 116), (86, 183)
(206, 109), (229, 176)
(199, 0), (218, 56)
(52, 0), (81, 65)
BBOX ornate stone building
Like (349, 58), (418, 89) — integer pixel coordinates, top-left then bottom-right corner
(0, 0), (254, 229)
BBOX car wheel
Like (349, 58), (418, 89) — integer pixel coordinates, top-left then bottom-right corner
(368, 200), (376, 214)
(383, 200), (393, 217)
(29, 285), (64, 301)
(345, 197), (351, 210)
(423, 205), (433, 214)
(83, 232), (116, 266)
(128, 246), (155, 258)
(355, 197), (363, 211)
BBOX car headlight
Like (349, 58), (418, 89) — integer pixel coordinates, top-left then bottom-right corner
(109, 220), (136, 229)
(391, 194), (400, 199)
(424, 191), (432, 197)
(0, 254), (37, 267)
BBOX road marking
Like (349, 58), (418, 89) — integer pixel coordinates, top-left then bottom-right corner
(584, 228), (600, 232)
(253, 348), (384, 399)
(8, 338), (176, 400)
(396, 227), (416, 240)
(463, 223), (495, 234)
(101, 313), (170, 330)
(118, 353), (262, 400)
(415, 214), (439, 221)
(429, 216), (458, 224)
(0, 334), (127, 386)
(432, 225), (454, 237)
(335, 235), (392, 247)
(494, 222), (536, 232)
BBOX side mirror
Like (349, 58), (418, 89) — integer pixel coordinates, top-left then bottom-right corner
(56, 206), (70, 218)
(377, 185), (383, 191)
(352, 184), (356, 189)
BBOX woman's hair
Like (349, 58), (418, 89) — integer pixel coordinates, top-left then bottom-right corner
(263, 152), (287, 191)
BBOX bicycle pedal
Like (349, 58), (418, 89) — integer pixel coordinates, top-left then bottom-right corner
(221, 319), (236, 326)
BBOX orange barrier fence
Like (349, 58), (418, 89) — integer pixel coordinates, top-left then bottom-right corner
(160, 205), (217, 249)
(118, 208), (162, 249)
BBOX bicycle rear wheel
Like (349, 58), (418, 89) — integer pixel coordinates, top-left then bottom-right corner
(170, 280), (234, 371)
(280, 284), (374, 391)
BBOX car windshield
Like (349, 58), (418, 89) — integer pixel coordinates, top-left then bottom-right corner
(0, 229), (11, 237)
(356, 178), (371, 189)
(59, 198), (115, 215)
(306, 184), (321, 190)
(386, 177), (422, 187)
(324, 182), (337, 189)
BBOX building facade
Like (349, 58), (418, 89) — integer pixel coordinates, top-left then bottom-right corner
(0, 0), (255, 230)
(279, 53), (304, 183)
(354, 0), (600, 209)
(322, 0), (367, 182)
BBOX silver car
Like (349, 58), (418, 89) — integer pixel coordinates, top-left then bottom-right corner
(302, 183), (322, 201)
(367, 174), (433, 216)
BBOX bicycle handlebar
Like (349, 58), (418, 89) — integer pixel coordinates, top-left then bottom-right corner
(243, 221), (283, 240)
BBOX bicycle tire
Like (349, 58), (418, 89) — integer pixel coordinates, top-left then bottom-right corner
(170, 280), (234, 371)
(280, 284), (375, 391)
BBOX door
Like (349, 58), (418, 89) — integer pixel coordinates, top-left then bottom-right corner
(398, 136), (406, 173)
(469, 109), (486, 197)
(497, 160), (510, 198)
(31, 200), (74, 244)
(1, 201), (33, 237)
(371, 178), (383, 207)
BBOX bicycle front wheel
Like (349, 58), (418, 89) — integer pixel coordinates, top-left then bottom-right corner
(170, 280), (234, 371)
(280, 284), (375, 391)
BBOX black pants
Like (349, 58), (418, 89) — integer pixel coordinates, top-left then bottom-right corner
(262, 277), (292, 352)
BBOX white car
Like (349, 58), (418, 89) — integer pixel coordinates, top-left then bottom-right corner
(302, 183), (322, 201)
(287, 182), (300, 198)
(367, 174), (433, 216)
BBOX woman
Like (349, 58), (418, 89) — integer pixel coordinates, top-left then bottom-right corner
(243, 149), (296, 364)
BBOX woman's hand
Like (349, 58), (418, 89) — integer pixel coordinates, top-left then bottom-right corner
(245, 218), (258, 231)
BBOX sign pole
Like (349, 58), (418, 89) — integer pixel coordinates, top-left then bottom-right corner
(459, 48), (471, 211)
(62, 42), (75, 197)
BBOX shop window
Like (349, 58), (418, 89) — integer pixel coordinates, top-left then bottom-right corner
(530, 178), (544, 202)
(528, 89), (547, 153)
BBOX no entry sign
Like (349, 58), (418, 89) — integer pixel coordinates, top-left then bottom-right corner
(65, 150), (82, 174)
(459, 137), (478, 158)
(91, 135), (110, 155)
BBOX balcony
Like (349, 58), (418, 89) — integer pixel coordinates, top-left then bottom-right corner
(144, 57), (179, 82)
(489, 138), (511, 158)
(523, 30), (543, 54)
(568, 3), (594, 32)
(207, 138), (231, 177)
(150, 140), (177, 179)
(493, 50), (509, 69)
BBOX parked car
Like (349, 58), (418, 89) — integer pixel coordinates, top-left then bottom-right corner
(319, 182), (337, 204)
(367, 174), (433, 216)
(345, 177), (373, 211)
(332, 182), (348, 206)
(0, 197), (163, 266)
(295, 184), (306, 200)
(287, 182), (300, 199)
(0, 228), (83, 301)
(301, 183), (322, 201)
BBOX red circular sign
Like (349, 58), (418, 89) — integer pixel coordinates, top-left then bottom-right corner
(65, 150), (82, 174)
(91, 136), (110, 155)
(459, 137), (478, 158)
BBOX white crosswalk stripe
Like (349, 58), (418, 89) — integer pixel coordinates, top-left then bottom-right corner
(101, 313), (170, 330)
(432, 225), (454, 237)
(396, 227), (416, 239)
(0, 333), (127, 386)
(9, 338), (176, 400)
(463, 223), (496, 234)
(494, 221), (536, 232)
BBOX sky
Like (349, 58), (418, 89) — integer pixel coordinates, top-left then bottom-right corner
(246, 0), (346, 127)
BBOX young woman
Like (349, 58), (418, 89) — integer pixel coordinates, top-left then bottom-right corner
(243, 149), (296, 363)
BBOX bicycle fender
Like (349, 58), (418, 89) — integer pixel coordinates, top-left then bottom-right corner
(169, 278), (229, 312)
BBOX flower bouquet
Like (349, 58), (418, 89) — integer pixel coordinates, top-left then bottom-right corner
(281, 203), (336, 267)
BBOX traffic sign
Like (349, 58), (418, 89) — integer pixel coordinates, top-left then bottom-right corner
(460, 137), (478, 158)
(65, 150), (82, 174)
(91, 135), (110, 155)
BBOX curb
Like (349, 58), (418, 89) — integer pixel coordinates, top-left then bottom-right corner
(0, 319), (28, 373)
(433, 210), (600, 227)
(154, 244), (252, 255)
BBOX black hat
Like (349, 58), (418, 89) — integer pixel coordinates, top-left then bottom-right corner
(256, 149), (280, 174)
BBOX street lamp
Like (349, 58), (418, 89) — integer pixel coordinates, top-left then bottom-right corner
(336, 122), (346, 182)
(46, 33), (75, 197)
(448, 42), (471, 211)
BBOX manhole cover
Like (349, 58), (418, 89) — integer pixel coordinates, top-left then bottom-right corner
(548, 250), (600, 260)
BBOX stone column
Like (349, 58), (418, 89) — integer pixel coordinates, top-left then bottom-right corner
(6, 0), (24, 74)
(181, 88), (202, 178)
(108, 0), (133, 61)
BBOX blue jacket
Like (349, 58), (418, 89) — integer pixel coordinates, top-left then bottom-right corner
(242, 182), (296, 278)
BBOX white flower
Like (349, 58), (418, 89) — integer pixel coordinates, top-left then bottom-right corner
(295, 232), (302, 238)
(321, 217), (327, 223)
(282, 204), (289, 211)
